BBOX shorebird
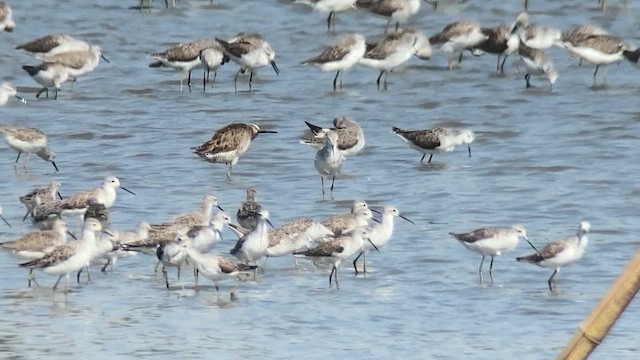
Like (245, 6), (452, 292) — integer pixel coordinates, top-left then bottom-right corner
(561, 25), (608, 65)
(429, 20), (488, 70)
(517, 221), (590, 292)
(0, 2), (15, 32)
(182, 237), (257, 300)
(356, 0), (422, 33)
(230, 210), (273, 265)
(518, 42), (558, 89)
(15, 33), (84, 55)
(301, 116), (365, 157)
(296, 0), (357, 31)
(0, 125), (59, 172)
(353, 206), (413, 275)
(0, 82), (26, 106)
(156, 238), (188, 289)
(450, 224), (537, 285)
(472, 23), (519, 74)
(314, 131), (345, 196)
(185, 211), (230, 254)
(50, 176), (135, 217)
(114, 222), (151, 245)
(192, 123), (277, 180)
(562, 34), (631, 85)
(392, 126), (474, 164)
(148, 39), (222, 92)
(21, 62), (70, 100)
(83, 202), (110, 228)
(199, 45), (230, 93)
(512, 12), (561, 50)
(236, 187), (261, 230)
(19, 218), (109, 300)
(1, 219), (69, 286)
(36, 44), (109, 88)
(320, 200), (372, 235)
(359, 28), (429, 89)
(19, 180), (62, 220)
(0, 205), (10, 227)
(216, 33), (279, 93)
(301, 34), (366, 90)
(294, 225), (375, 289)
(266, 221), (334, 258)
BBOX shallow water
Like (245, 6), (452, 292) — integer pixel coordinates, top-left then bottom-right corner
(0, 0), (639, 358)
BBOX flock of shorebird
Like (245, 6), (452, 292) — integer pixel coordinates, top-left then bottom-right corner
(0, 0), (617, 302)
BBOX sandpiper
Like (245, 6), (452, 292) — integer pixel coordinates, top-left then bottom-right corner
(0, 2), (15, 32)
(22, 62), (70, 100)
(295, 0), (357, 31)
(472, 23), (519, 74)
(429, 20), (488, 70)
(15, 33), (81, 54)
(37, 44), (109, 87)
(266, 221), (334, 259)
(19, 180), (62, 220)
(314, 131), (345, 196)
(320, 200), (372, 235)
(562, 34), (631, 85)
(301, 34), (366, 91)
(450, 224), (536, 285)
(230, 210), (273, 265)
(392, 126), (474, 164)
(0, 82), (27, 106)
(301, 116), (365, 157)
(356, 0), (422, 33)
(0, 125), (59, 172)
(216, 33), (279, 93)
(199, 45), (230, 93)
(50, 176), (135, 217)
(236, 187), (261, 230)
(192, 123), (277, 180)
(517, 221), (590, 292)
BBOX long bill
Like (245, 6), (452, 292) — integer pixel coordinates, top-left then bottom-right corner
(270, 60), (280, 76)
(120, 186), (136, 195)
(0, 214), (11, 227)
(524, 236), (539, 254)
(400, 214), (415, 224)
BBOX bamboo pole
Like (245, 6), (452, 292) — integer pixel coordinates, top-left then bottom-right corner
(557, 250), (640, 360)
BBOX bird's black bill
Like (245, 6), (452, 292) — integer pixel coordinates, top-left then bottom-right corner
(367, 239), (380, 252)
(370, 208), (381, 214)
(372, 218), (381, 224)
(101, 54), (110, 63)
(120, 186), (136, 195)
(57, 192), (63, 200)
(51, 161), (59, 172)
(67, 231), (77, 240)
(400, 215), (415, 224)
(524, 238), (539, 254)
(266, 219), (275, 229)
(0, 215), (11, 228)
(216, 204), (225, 211)
(270, 60), (280, 76)
(258, 130), (278, 134)
(15, 95), (27, 104)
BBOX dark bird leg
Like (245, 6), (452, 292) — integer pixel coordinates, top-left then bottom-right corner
(525, 74), (531, 88)
(478, 255), (485, 284)
(320, 177), (325, 196)
(353, 251), (363, 276)
(500, 55), (508, 74)
(36, 87), (47, 98)
(101, 259), (111, 273)
(496, 55), (501, 73)
(326, 11), (333, 31)
(333, 70), (340, 91)
(54, 87), (59, 100)
(593, 65), (600, 85)
(13, 152), (21, 169)
(427, 154), (433, 164)
(383, 71), (389, 90)
(376, 71), (384, 89)
(488, 256), (495, 284)
(547, 268), (559, 292)
(211, 71), (217, 91)
(234, 68), (242, 94)
(458, 52), (463, 65)
(27, 268), (35, 287)
(420, 154), (425, 163)
(395, 21), (400, 31)
(163, 266), (169, 289)
(76, 267), (83, 283)
(329, 265), (335, 287)
(249, 70), (253, 93)
(203, 67), (207, 93)
(330, 175), (335, 193)
(468, 146), (472, 158)
(187, 70), (192, 93)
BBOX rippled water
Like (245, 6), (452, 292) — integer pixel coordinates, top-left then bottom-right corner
(1, 0), (639, 358)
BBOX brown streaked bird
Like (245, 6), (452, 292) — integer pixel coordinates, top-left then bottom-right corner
(236, 187), (262, 230)
(216, 33), (279, 93)
(192, 123), (277, 180)
(19, 180), (62, 220)
(392, 126), (474, 164)
(301, 34), (366, 91)
(148, 39), (224, 92)
(0, 125), (59, 172)
(301, 116), (365, 158)
(355, 0), (422, 34)
(472, 23), (519, 74)
(0, 1), (15, 32)
(429, 20), (488, 70)
(320, 200), (374, 236)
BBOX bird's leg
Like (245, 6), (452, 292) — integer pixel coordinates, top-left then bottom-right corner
(339, 72), (343, 90)
(478, 255), (485, 285)
(363, 251), (367, 276)
(226, 164), (232, 181)
(163, 266), (169, 289)
(593, 65), (600, 85)
(86, 266), (92, 283)
(334, 266), (339, 289)
(525, 74), (531, 88)
(326, 11), (333, 32)
(500, 55), (508, 74)
(420, 154), (425, 163)
(488, 256), (494, 284)
(13, 152), (21, 169)
(458, 52), (463, 65)
(547, 268), (559, 292)
(70, 78), (76, 92)
(496, 55), (501, 73)
(427, 154), (433, 164)
(63, 274), (70, 302)
(353, 251), (363, 276)
(212, 71), (217, 91)
(54, 87), (59, 100)
(154, 260), (161, 276)
(187, 70), (192, 93)
(384, 19), (391, 34)
(376, 71), (384, 89)
(249, 70), (253, 93)
(27, 268), (35, 287)
(203, 67), (207, 93)
(177, 266), (181, 282)
(76, 267), (83, 283)
(330, 175), (335, 193)
(101, 259), (111, 273)
(383, 71), (389, 90)
(36, 87), (46, 98)
(333, 71), (340, 91)
(321, 177), (325, 196)
(329, 265), (335, 287)
(23, 153), (30, 170)
(194, 267), (199, 290)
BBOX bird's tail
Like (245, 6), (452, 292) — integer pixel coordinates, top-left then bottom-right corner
(516, 253), (542, 263)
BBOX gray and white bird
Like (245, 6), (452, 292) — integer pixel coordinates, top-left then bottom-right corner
(301, 116), (365, 158)
(314, 131), (345, 196)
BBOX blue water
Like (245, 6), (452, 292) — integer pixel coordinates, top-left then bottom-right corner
(0, 0), (639, 358)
